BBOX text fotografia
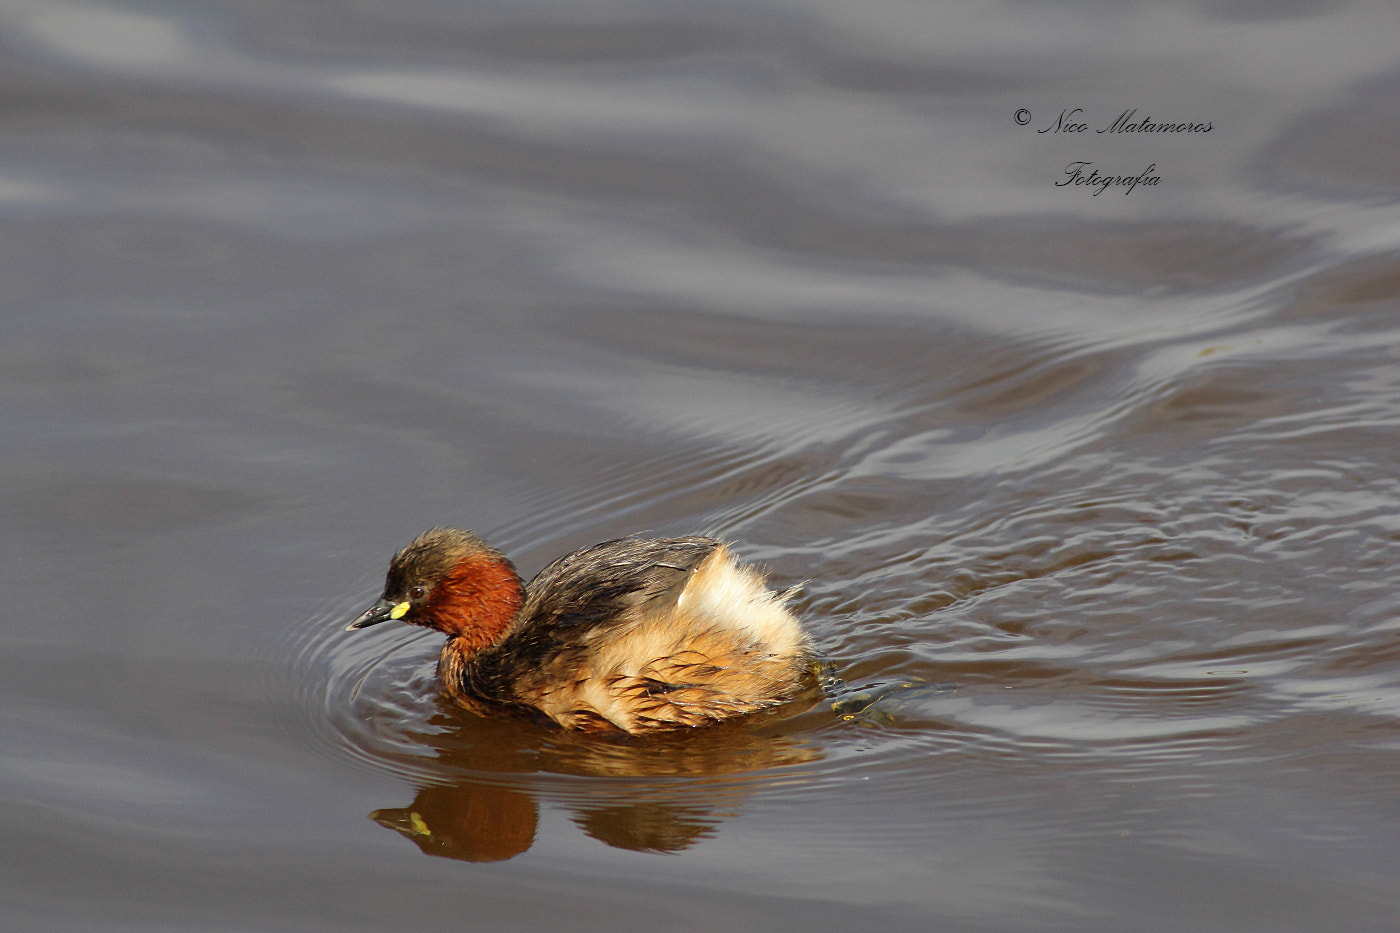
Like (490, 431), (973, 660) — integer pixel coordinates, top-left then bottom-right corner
(1058, 161), (1160, 195)
(1038, 108), (1212, 134)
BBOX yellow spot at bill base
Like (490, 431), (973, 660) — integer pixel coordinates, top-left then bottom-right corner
(390, 601), (411, 620)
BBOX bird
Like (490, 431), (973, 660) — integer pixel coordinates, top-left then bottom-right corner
(346, 528), (815, 735)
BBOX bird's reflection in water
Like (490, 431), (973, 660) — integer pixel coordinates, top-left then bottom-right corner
(371, 782), (537, 862)
(366, 690), (829, 861)
(572, 800), (720, 853)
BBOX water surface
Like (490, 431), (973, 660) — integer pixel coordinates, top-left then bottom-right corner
(4, 1), (1400, 930)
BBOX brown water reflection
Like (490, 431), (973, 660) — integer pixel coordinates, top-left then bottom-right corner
(372, 784), (539, 862)
(361, 676), (956, 861)
(347, 688), (830, 859)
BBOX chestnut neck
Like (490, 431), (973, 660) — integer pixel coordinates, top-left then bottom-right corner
(424, 552), (524, 655)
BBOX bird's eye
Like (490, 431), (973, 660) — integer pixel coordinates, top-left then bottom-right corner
(409, 586), (426, 600)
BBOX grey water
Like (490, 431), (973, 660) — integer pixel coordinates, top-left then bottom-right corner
(4, 1), (1400, 930)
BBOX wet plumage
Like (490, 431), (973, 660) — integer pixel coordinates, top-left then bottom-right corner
(347, 528), (814, 734)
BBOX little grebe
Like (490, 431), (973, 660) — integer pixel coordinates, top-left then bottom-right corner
(347, 528), (814, 734)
